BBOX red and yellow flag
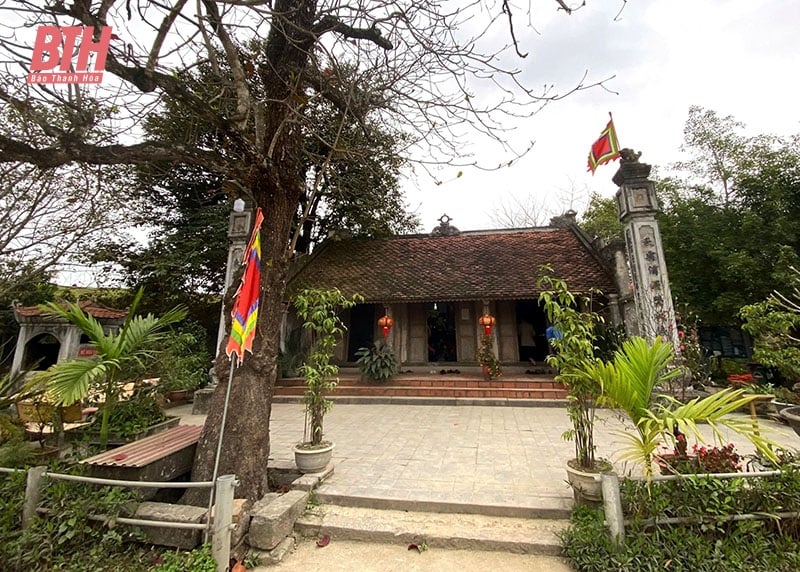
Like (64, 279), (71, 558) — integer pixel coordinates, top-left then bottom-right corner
(587, 115), (621, 174)
(225, 207), (264, 363)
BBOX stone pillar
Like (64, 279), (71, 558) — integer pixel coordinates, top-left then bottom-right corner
(613, 151), (679, 349)
(215, 198), (254, 357)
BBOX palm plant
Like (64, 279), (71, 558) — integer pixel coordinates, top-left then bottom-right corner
(0, 369), (42, 410)
(40, 289), (186, 447)
(587, 336), (778, 476)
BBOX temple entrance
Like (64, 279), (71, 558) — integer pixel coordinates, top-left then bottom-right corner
(23, 333), (61, 370)
(347, 303), (376, 361)
(515, 300), (549, 363)
(426, 302), (457, 362)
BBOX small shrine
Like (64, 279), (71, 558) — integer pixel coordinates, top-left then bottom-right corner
(10, 300), (128, 376)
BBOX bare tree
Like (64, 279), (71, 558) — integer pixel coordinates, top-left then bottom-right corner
(0, 0), (610, 501)
(488, 193), (551, 228)
(0, 160), (125, 297)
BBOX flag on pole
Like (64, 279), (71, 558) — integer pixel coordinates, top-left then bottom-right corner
(225, 207), (264, 362)
(587, 114), (621, 174)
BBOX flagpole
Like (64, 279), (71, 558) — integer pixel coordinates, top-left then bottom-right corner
(205, 352), (238, 541)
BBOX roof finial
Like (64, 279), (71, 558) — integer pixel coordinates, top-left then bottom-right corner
(431, 214), (461, 237)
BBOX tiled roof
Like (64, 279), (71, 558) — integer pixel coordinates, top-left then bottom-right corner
(15, 300), (128, 320)
(289, 227), (617, 303)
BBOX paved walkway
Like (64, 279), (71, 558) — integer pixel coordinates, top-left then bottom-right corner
(176, 402), (800, 512)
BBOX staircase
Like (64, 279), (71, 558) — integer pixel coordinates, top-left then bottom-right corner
(273, 367), (567, 405)
(295, 502), (568, 556)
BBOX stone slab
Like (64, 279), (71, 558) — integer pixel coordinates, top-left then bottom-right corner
(248, 490), (308, 550)
(249, 536), (296, 566)
(134, 501), (207, 549)
(192, 387), (215, 415)
(294, 504), (566, 555)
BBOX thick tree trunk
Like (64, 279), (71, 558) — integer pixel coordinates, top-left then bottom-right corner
(185, 180), (300, 504)
(185, 0), (316, 504)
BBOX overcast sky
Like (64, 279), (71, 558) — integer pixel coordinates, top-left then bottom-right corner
(404, 0), (800, 233)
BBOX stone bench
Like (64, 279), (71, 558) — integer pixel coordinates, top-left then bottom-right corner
(80, 424), (203, 482)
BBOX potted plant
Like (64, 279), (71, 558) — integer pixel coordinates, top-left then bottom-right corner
(476, 333), (502, 380)
(291, 288), (362, 473)
(537, 270), (610, 504)
(39, 289), (186, 448)
(355, 340), (399, 382)
(585, 336), (778, 477)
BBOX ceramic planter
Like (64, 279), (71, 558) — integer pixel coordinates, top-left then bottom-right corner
(780, 406), (800, 438)
(565, 459), (613, 505)
(293, 441), (334, 473)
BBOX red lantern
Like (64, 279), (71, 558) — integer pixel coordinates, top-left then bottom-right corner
(479, 313), (496, 336)
(377, 314), (394, 339)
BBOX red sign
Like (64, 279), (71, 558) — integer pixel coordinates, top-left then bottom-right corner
(27, 26), (113, 85)
(77, 345), (98, 358)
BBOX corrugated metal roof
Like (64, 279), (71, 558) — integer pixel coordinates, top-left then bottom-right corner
(80, 424), (203, 468)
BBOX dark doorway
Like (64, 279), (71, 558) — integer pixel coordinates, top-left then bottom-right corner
(427, 302), (457, 362)
(23, 333), (61, 370)
(515, 300), (549, 363)
(347, 304), (376, 361)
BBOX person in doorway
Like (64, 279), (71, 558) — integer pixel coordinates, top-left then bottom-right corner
(518, 320), (537, 364)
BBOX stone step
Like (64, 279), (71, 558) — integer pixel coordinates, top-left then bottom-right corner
(276, 376), (560, 388)
(295, 504), (567, 556)
(314, 491), (573, 520)
(273, 395), (568, 407)
(274, 385), (568, 399)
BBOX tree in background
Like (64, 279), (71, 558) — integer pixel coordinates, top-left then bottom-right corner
(579, 192), (623, 244)
(0, 1), (608, 501)
(659, 108), (800, 325)
(580, 107), (800, 327)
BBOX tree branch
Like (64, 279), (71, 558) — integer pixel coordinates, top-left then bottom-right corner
(312, 15), (394, 50)
(0, 134), (228, 172)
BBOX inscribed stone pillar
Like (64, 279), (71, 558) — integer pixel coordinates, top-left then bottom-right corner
(613, 151), (680, 349)
(215, 199), (253, 356)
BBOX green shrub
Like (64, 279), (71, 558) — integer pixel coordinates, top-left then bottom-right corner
(152, 544), (216, 572)
(355, 341), (399, 382)
(562, 470), (800, 571)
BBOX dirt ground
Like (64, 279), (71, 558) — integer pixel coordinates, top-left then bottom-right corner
(263, 539), (573, 572)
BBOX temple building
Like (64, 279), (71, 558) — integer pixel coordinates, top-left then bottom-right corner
(287, 213), (625, 366)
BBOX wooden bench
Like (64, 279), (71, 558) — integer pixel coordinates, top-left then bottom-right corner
(80, 424), (203, 483)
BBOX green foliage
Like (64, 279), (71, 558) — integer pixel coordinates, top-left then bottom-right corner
(579, 192), (624, 243)
(675, 309), (712, 388)
(589, 337), (776, 476)
(563, 470), (800, 572)
(0, 468), (25, 534)
(39, 288), (186, 447)
(476, 334), (502, 378)
(152, 544), (216, 572)
(149, 323), (211, 392)
(658, 107), (800, 326)
(355, 340), (399, 382)
(1, 465), (146, 571)
(101, 394), (167, 439)
(740, 268), (800, 383)
(293, 288), (363, 446)
(0, 369), (43, 410)
(537, 268), (603, 469)
(0, 420), (33, 466)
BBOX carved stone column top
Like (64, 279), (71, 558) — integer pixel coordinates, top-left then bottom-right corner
(612, 148), (652, 186)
